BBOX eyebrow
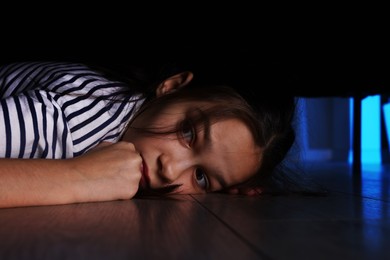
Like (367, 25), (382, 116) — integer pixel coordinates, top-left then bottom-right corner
(195, 109), (228, 191)
(196, 109), (211, 146)
(212, 171), (228, 190)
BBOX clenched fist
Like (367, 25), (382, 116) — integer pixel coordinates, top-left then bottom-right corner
(69, 141), (143, 202)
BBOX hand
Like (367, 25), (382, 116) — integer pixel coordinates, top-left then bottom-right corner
(69, 141), (142, 202)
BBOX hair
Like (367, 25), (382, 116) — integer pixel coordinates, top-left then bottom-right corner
(230, 93), (298, 192)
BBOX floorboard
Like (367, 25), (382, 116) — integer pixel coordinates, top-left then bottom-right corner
(0, 162), (389, 260)
(192, 161), (390, 260)
(0, 196), (261, 260)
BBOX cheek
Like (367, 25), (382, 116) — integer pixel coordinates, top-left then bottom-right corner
(131, 134), (179, 152)
(131, 135), (161, 150)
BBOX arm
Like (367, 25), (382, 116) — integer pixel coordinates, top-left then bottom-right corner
(0, 142), (142, 208)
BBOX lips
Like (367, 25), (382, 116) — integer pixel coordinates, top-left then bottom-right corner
(139, 158), (150, 190)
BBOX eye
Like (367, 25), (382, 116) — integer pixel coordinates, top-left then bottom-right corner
(181, 120), (196, 146)
(195, 168), (209, 191)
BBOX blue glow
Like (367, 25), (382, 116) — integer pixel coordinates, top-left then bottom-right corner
(349, 95), (381, 164)
(349, 98), (353, 163)
(384, 103), (390, 154)
(362, 95), (381, 164)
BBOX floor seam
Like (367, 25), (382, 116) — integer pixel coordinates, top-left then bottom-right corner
(190, 195), (275, 260)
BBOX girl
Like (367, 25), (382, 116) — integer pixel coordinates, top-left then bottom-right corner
(0, 61), (296, 208)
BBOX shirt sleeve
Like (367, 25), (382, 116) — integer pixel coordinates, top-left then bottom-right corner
(0, 61), (102, 98)
(0, 61), (143, 159)
(0, 61), (97, 158)
(0, 89), (73, 159)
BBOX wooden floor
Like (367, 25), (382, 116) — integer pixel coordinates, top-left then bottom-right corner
(0, 162), (389, 260)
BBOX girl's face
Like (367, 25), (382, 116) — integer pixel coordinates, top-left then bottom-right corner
(122, 100), (262, 194)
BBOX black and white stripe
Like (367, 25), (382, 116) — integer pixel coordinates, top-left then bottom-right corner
(0, 62), (144, 159)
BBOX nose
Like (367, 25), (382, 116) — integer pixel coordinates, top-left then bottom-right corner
(158, 153), (191, 184)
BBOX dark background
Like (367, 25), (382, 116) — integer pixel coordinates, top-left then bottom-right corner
(1, 12), (389, 98)
(1, 8), (389, 163)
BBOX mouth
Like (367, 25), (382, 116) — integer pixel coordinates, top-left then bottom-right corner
(139, 157), (150, 190)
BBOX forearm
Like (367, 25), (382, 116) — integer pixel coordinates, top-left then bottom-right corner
(0, 159), (81, 208)
(0, 142), (142, 208)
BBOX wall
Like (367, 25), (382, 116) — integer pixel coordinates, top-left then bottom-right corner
(297, 97), (351, 162)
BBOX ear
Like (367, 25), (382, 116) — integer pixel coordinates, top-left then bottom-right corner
(155, 71), (194, 97)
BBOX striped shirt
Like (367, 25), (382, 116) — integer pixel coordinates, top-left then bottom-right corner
(0, 61), (145, 159)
